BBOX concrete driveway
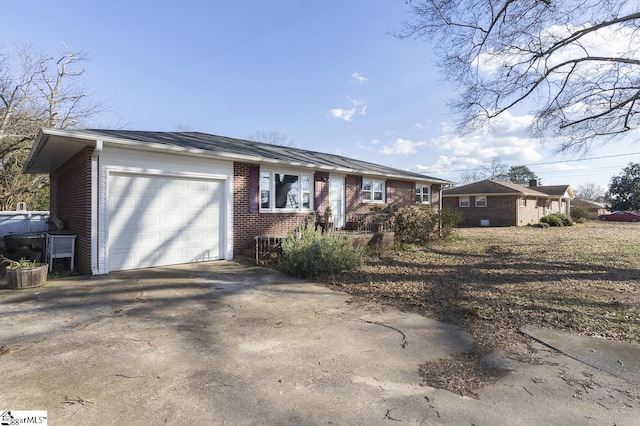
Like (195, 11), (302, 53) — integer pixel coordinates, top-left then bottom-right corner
(1, 261), (638, 425)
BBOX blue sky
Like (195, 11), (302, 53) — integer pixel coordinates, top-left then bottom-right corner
(4, 0), (639, 191)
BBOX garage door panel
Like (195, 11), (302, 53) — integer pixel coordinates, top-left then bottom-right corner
(108, 173), (224, 271)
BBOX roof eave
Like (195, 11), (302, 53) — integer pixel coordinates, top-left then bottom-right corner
(24, 128), (453, 183)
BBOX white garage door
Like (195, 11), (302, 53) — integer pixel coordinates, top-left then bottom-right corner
(108, 172), (224, 271)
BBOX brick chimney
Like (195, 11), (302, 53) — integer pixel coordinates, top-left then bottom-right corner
(529, 179), (538, 187)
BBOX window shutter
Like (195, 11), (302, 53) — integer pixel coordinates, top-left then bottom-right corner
(357, 176), (363, 203)
(385, 180), (392, 203)
(249, 165), (259, 213)
(314, 173), (326, 213)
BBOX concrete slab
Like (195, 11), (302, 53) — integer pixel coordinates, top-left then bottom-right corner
(520, 325), (640, 386)
(1, 261), (639, 425)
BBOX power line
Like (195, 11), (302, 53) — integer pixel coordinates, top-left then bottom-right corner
(435, 151), (640, 174)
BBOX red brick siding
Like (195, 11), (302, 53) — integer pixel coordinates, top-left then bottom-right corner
(431, 184), (442, 206)
(443, 195), (548, 226)
(387, 180), (414, 206)
(234, 163), (444, 253)
(50, 147), (93, 274)
(345, 176), (438, 215)
(49, 172), (58, 217)
(233, 162), (315, 254)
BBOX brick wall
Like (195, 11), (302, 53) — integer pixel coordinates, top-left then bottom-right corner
(443, 195), (550, 226)
(345, 176), (437, 215)
(50, 147), (93, 274)
(234, 163), (445, 253)
(517, 197), (547, 226)
(233, 162), (315, 254)
(388, 179), (414, 206)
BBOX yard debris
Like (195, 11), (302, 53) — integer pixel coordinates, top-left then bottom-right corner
(328, 223), (640, 397)
(62, 396), (93, 405)
(362, 320), (408, 348)
(0, 345), (21, 355)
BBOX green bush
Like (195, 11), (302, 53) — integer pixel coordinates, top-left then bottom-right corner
(440, 206), (463, 238)
(393, 205), (462, 244)
(540, 213), (574, 227)
(280, 218), (364, 278)
(555, 213), (574, 226)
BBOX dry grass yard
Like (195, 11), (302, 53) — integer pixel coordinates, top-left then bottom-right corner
(328, 221), (640, 396)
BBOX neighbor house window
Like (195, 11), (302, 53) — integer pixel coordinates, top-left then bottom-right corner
(362, 179), (385, 202)
(260, 170), (313, 212)
(476, 196), (487, 207)
(459, 196), (470, 207)
(415, 185), (431, 204)
(519, 198), (526, 207)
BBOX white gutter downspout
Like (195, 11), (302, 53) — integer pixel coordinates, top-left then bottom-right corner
(91, 140), (103, 275)
(439, 184), (444, 237)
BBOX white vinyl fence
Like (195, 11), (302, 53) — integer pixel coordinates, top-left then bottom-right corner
(0, 211), (50, 237)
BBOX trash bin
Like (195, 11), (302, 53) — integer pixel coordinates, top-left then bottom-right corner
(2, 232), (46, 262)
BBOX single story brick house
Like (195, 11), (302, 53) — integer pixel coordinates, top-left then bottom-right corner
(442, 179), (574, 227)
(572, 199), (610, 219)
(23, 129), (450, 275)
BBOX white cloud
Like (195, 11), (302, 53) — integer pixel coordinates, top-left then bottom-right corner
(329, 98), (367, 122)
(330, 107), (357, 121)
(413, 111), (544, 178)
(351, 72), (370, 84)
(380, 138), (427, 156)
(429, 111), (543, 164)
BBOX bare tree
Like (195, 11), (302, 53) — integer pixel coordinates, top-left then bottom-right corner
(246, 130), (295, 147)
(482, 157), (509, 180)
(575, 182), (606, 201)
(458, 157), (508, 184)
(0, 44), (106, 210)
(399, 1), (640, 151)
(458, 168), (486, 184)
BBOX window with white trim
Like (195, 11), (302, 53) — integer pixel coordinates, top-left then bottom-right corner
(459, 196), (470, 207)
(362, 179), (385, 202)
(415, 185), (431, 204)
(260, 170), (313, 211)
(475, 196), (487, 207)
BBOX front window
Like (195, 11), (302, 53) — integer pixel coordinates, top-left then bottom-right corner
(476, 196), (487, 207)
(260, 170), (313, 212)
(415, 185), (431, 204)
(460, 196), (470, 207)
(362, 179), (385, 202)
(302, 175), (311, 209)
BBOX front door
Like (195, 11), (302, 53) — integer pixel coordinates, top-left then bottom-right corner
(329, 176), (345, 229)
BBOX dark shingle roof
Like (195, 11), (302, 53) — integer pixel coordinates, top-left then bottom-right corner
(81, 129), (449, 183)
(535, 185), (573, 198)
(442, 180), (549, 197)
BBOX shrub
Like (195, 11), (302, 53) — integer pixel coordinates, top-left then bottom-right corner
(393, 205), (439, 244)
(570, 205), (589, 221)
(280, 218), (364, 278)
(440, 206), (463, 238)
(540, 213), (574, 227)
(554, 213), (574, 226)
(393, 205), (462, 244)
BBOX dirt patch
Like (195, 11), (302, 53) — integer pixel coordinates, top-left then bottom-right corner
(326, 222), (640, 396)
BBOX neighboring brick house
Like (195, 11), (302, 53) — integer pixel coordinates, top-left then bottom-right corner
(572, 199), (610, 219)
(23, 128), (450, 275)
(442, 179), (574, 227)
